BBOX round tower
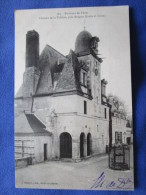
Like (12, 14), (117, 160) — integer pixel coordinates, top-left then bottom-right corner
(75, 30), (92, 55)
(26, 30), (39, 68)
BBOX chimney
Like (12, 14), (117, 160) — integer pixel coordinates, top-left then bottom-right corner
(101, 79), (108, 96)
(23, 30), (40, 99)
(26, 30), (39, 68)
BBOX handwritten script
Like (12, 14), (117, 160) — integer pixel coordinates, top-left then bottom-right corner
(90, 172), (134, 190)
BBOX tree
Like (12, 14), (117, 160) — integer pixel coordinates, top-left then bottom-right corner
(107, 93), (128, 117)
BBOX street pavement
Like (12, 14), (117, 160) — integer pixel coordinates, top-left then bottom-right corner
(15, 146), (134, 191)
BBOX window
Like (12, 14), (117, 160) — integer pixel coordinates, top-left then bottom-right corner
(80, 69), (87, 86)
(83, 72), (86, 85)
(84, 100), (87, 114)
(115, 131), (122, 144)
(104, 108), (106, 119)
(120, 132), (122, 143)
(97, 125), (98, 132)
(83, 72), (87, 86)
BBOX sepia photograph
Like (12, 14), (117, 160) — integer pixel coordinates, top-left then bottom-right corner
(14, 6), (134, 190)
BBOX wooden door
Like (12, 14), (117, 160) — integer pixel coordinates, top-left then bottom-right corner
(60, 133), (72, 158)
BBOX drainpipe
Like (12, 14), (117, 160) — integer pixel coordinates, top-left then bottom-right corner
(109, 104), (112, 149)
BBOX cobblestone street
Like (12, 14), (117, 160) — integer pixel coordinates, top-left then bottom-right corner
(15, 146), (134, 190)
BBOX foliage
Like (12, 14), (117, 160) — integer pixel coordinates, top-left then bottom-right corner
(107, 93), (128, 117)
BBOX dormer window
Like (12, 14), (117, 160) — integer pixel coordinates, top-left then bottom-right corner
(83, 72), (87, 86)
(80, 69), (87, 86)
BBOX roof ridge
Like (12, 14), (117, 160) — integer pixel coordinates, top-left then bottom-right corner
(46, 44), (66, 58)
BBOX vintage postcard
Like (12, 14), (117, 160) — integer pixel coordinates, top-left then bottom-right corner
(15, 6), (134, 190)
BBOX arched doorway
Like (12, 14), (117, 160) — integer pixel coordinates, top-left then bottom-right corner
(80, 133), (85, 158)
(60, 132), (72, 158)
(87, 133), (92, 156)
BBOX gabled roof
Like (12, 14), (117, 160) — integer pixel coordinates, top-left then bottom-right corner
(15, 113), (51, 136)
(36, 45), (66, 94)
(15, 45), (82, 98)
(55, 50), (81, 92)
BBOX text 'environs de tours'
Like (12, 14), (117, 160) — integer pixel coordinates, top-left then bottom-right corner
(39, 11), (105, 20)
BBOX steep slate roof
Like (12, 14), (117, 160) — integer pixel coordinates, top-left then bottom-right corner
(15, 113), (51, 135)
(36, 45), (66, 94)
(15, 45), (82, 98)
(71, 50), (82, 91)
(55, 50), (81, 92)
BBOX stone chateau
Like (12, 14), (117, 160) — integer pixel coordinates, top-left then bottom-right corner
(15, 30), (131, 164)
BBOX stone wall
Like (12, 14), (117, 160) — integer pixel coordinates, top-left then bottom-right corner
(23, 67), (40, 98)
(34, 135), (52, 163)
(15, 134), (52, 164)
(15, 91), (110, 161)
(53, 111), (109, 160)
(15, 157), (33, 168)
(15, 136), (35, 159)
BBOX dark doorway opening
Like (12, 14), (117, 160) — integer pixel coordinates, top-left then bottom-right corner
(80, 133), (85, 158)
(44, 144), (47, 161)
(60, 132), (72, 158)
(87, 133), (92, 156)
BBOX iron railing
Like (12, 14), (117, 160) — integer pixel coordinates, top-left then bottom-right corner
(109, 144), (130, 170)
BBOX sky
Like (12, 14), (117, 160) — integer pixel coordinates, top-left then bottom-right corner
(15, 6), (132, 113)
